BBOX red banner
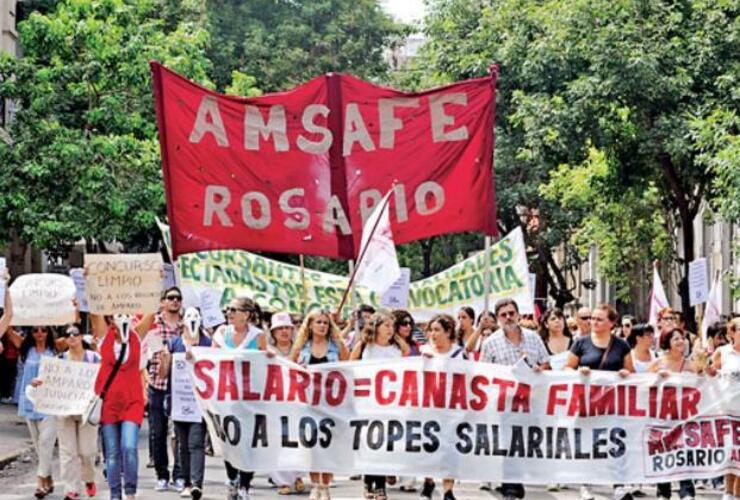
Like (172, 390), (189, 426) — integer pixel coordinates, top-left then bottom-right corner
(151, 62), (497, 260)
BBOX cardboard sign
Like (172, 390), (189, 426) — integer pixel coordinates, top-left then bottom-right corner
(85, 254), (163, 314)
(69, 268), (89, 313)
(688, 257), (708, 306)
(32, 357), (100, 416)
(10, 274), (76, 326)
(171, 352), (202, 422)
(380, 268), (411, 308)
(163, 263), (178, 289)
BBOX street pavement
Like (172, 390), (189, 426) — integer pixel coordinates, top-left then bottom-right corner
(0, 404), (727, 499)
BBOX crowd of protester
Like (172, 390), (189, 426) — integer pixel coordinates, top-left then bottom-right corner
(0, 269), (738, 500)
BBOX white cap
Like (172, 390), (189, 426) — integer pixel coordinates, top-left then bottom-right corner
(270, 312), (294, 331)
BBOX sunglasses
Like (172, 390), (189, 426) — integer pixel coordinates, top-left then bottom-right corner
(399, 320), (413, 326)
(579, 316), (592, 321)
(165, 295), (182, 301)
(226, 307), (247, 314)
(63, 330), (82, 338)
(498, 311), (517, 318)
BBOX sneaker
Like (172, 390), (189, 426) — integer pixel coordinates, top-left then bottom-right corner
(349, 475), (362, 480)
(277, 486), (292, 495)
(237, 487), (250, 500)
(180, 486), (192, 497)
(174, 479), (186, 493)
(420, 480), (435, 499)
(154, 479), (169, 492)
(85, 482), (97, 497)
(547, 484), (560, 492)
(146, 460), (155, 469)
(190, 487), (202, 500)
(375, 487), (388, 500)
(581, 485), (595, 500)
(479, 482), (492, 491)
(227, 482), (238, 500)
(294, 478), (305, 493)
(443, 491), (456, 500)
(308, 486), (321, 500)
(721, 494), (734, 500)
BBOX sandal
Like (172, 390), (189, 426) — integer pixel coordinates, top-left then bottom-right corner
(34, 488), (48, 499)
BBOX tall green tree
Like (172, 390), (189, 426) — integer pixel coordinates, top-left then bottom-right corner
(207, 0), (409, 92)
(0, 0), (212, 271)
(416, 0), (739, 318)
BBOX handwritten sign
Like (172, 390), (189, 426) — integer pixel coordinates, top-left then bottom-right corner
(69, 268), (89, 313)
(85, 254), (163, 314)
(163, 263), (178, 289)
(10, 274), (76, 326)
(688, 257), (708, 306)
(33, 357), (100, 416)
(171, 353), (202, 422)
(200, 287), (225, 329)
(380, 268), (411, 308)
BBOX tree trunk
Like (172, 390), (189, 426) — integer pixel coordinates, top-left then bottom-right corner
(678, 212), (697, 332)
(421, 237), (435, 278)
(7, 232), (29, 279)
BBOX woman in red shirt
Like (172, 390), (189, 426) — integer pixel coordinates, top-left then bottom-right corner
(90, 313), (152, 500)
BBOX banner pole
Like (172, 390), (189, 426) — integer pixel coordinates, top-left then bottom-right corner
(299, 254), (308, 314)
(483, 235), (492, 314)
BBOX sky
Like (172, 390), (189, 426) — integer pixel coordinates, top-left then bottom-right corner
(381, 0), (426, 24)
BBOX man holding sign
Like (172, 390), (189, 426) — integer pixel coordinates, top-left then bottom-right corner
(144, 286), (185, 491)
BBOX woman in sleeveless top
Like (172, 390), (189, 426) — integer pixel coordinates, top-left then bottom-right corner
(290, 309), (349, 500)
(213, 297), (266, 500)
(538, 307), (573, 371)
(350, 312), (408, 500)
(627, 323), (656, 373)
(711, 318), (740, 500)
(419, 314), (464, 500)
(649, 329), (698, 500)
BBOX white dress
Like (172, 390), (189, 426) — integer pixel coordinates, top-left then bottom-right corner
(718, 344), (740, 375)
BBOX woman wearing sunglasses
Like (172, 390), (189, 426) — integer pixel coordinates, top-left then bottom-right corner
(212, 297), (266, 500)
(391, 310), (419, 357)
(20, 322), (58, 498)
(291, 309), (349, 500)
(56, 324), (101, 500)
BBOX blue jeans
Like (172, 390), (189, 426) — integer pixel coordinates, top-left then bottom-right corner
(102, 421), (140, 499)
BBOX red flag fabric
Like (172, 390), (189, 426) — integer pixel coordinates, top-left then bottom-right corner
(151, 62), (497, 260)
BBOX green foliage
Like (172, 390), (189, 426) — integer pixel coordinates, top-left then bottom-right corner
(0, 0), (213, 253)
(414, 0), (739, 307)
(206, 0), (409, 92)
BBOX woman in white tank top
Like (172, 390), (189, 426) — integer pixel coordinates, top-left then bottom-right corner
(627, 323), (656, 373)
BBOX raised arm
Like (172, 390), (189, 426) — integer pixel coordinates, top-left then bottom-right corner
(133, 313), (156, 338)
(89, 313), (109, 340)
(0, 273), (13, 338)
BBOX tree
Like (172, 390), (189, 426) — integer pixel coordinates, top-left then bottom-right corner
(0, 0), (213, 272)
(206, 0), (409, 92)
(416, 0), (739, 320)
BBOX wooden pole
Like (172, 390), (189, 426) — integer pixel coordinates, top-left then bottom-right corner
(483, 235), (492, 314)
(299, 254), (308, 314)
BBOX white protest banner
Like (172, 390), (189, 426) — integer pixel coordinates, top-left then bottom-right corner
(85, 253), (163, 314)
(33, 357), (100, 416)
(189, 349), (739, 483)
(69, 268), (89, 313)
(688, 258), (708, 306)
(172, 353), (202, 423)
(380, 268), (411, 309)
(0, 257), (6, 305)
(10, 274), (76, 326)
(648, 265), (670, 329)
(354, 191), (401, 295)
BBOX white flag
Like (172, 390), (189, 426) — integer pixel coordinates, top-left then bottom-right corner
(354, 191), (401, 295)
(701, 273), (721, 344)
(648, 265), (669, 329)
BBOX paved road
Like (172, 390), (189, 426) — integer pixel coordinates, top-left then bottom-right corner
(0, 410), (727, 499)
